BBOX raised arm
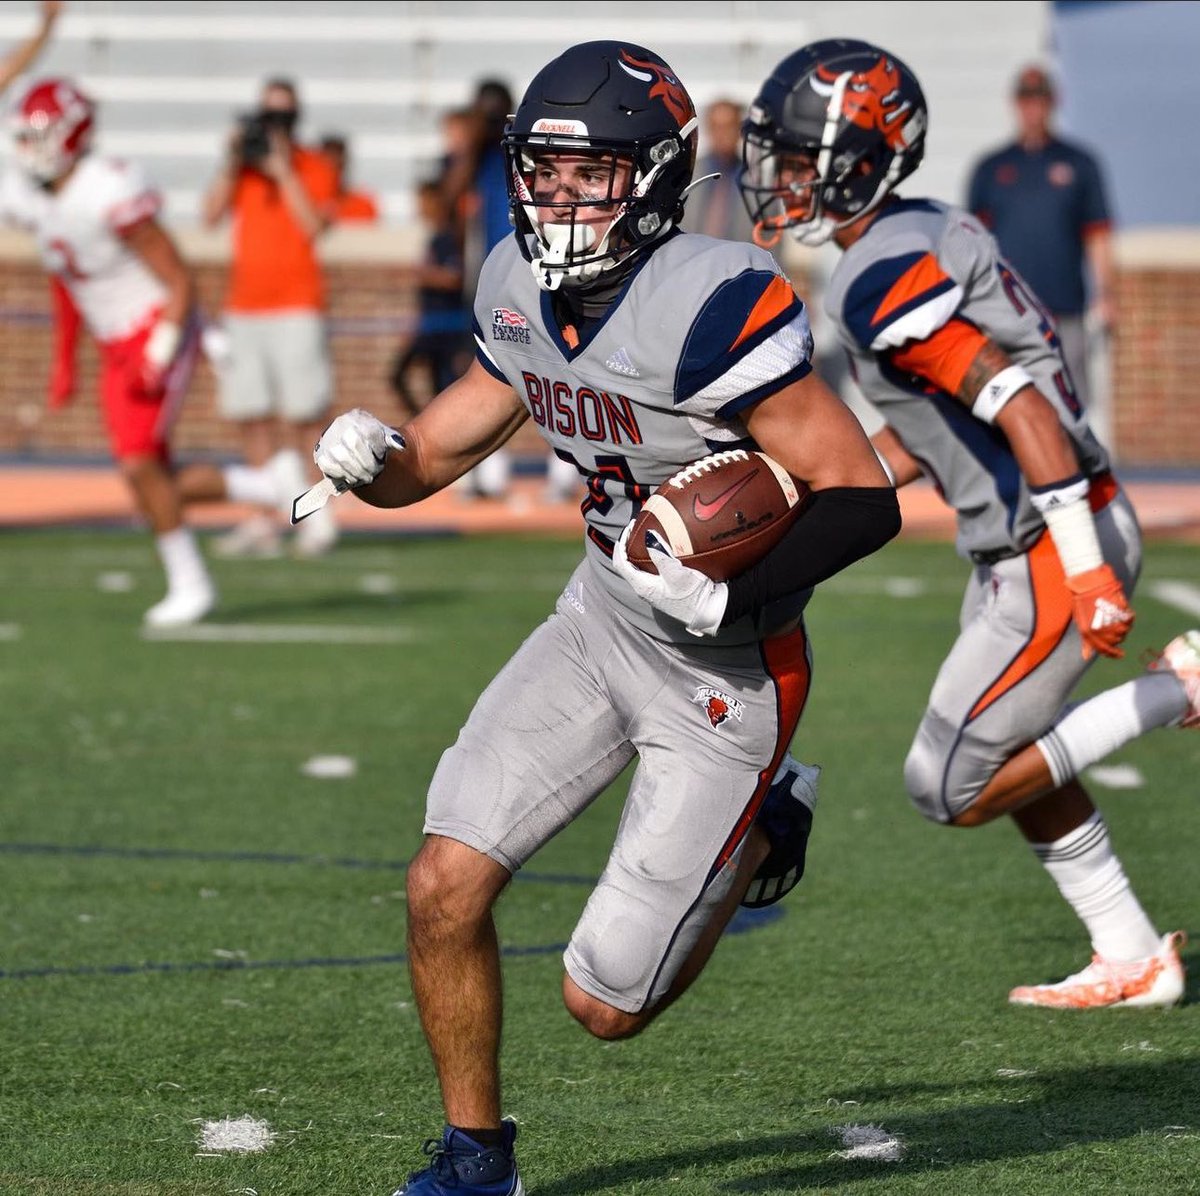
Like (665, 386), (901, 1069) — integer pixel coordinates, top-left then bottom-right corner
(0, 1), (61, 95)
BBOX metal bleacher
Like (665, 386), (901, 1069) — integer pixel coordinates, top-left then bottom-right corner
(0, 0), (1047, 229)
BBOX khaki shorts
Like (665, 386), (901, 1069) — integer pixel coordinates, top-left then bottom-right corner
(219, 310), (333, 422)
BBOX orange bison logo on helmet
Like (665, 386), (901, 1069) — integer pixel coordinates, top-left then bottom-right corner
(618, 48), (695, 129)
(816, 55), (912, 151)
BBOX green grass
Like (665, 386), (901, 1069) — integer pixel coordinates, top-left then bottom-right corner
(0, 527), (1197, 1194)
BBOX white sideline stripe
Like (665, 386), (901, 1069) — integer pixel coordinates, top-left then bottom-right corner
(1148, 581), (1200, 620)
(140, 623), (417, 644)
(0, 623), (21, 641)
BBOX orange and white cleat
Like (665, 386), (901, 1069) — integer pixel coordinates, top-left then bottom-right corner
(1146, 630), (1200, 728)
(1009, 932), (1186, 1009)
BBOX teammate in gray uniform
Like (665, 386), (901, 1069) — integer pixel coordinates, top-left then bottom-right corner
(312, 41), (899, 1196)
(741, 39), (1200, 1012)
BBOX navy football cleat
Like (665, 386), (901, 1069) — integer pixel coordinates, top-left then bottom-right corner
(741, 756), (820, 909)
(391, 1122), (523, 1195)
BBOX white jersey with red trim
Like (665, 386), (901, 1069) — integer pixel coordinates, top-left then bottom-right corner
(473, 230), (815, 644)
(823, 198), (1109, 559)
(0, 154), (166, 342)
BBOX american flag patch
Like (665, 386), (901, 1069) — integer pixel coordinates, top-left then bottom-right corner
(493, 307), (528, 328)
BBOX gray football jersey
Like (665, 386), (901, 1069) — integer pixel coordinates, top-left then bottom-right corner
(824, 199), (1109, 558)
(473, 232), (815, 644)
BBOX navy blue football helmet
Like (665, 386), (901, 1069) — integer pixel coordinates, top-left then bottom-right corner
(503, 40), (699, 291)
(741, 39), (927, 246)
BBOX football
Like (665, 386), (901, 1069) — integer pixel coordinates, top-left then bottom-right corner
(625, 449), (809, 581)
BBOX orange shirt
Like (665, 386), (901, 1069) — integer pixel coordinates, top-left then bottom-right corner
(226, 146), (338, 313)
(332, 189), (380, 223)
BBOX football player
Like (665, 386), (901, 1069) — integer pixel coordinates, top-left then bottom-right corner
(1, 79), (302, 625)
(741, 39), (1198, 1010)
(310, 40), (899, 1194)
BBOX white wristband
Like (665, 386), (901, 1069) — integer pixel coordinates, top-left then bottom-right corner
(144, 319), (182, 368)
(1041, 494), (1103, 577)
(972, 364), (1034, 424)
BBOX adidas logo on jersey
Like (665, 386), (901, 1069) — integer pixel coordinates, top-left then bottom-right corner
(604, 347), (640, 378)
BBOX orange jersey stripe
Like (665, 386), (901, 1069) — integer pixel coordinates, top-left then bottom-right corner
(731, 274), (796, 352)
(873, 252), (952, 327)
(968, 532), (1073, 721)
(711, 624), (812, 874)
(889, 318), (988, 397)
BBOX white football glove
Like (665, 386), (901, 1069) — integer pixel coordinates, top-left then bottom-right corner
(612, 522), (729, 637)
(313, 409), (405, 488)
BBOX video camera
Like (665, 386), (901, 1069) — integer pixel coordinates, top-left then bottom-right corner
(237, 108), (298, 168)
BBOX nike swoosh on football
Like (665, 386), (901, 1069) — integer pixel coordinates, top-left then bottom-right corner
(692, 470), (759, 521)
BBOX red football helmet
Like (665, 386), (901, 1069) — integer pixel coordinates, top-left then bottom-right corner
(10, 78), (95, 184)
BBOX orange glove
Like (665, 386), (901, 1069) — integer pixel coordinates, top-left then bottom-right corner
(1065, 563), (1135, 660)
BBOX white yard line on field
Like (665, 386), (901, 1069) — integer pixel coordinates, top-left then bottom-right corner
(1147, 581), (1200, 620)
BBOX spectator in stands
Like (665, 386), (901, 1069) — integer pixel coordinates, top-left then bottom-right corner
(0, 1), (61, 95)
(683, 98), (756, 244)
(389, 179), (470, 419)
(202, 76), (340, 557)
(435, 106), (480, 245)
(468, 79), (516, 263)
(967, 64), (1115, 422)
(459, 80), (516, 499)
(319, 133), (380, 224)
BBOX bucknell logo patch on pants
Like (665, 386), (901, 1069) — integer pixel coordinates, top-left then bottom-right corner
(693, 686), (744, 729)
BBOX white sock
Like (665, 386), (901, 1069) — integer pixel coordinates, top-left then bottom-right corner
(1031, 811), (1161, 961)
(1036, 674), (1189, 787)
(223, 463), (279, 507)
(155, 527), (213, 594)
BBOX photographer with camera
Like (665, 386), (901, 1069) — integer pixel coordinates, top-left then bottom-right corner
(202, 76), (340, 557)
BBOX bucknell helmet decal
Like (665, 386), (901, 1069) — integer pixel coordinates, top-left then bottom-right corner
(813, 55), (912, 152)
(617, 49), (695, 129)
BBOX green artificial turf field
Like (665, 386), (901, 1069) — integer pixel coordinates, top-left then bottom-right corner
(0, 528), (1196, 1194)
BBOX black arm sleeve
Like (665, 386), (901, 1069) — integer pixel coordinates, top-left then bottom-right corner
(721, 486), (901, 626)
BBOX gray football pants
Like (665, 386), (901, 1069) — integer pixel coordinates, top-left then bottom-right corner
(424, 561), (813, 1012)
(904, 483), (1141, 823)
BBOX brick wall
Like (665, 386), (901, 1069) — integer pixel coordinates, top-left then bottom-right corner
(2, 228), (1199, 468)
(1112, 243), (1200, 466)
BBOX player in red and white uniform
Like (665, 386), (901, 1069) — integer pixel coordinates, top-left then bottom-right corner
(742, 39), (1200, 1009)
(2, 78), (297, 626)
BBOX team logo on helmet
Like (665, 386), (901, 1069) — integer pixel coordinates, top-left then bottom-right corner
(617, 49), (695, 128)
(813, 55), (912, 151)
(693, 686), (744, 729)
